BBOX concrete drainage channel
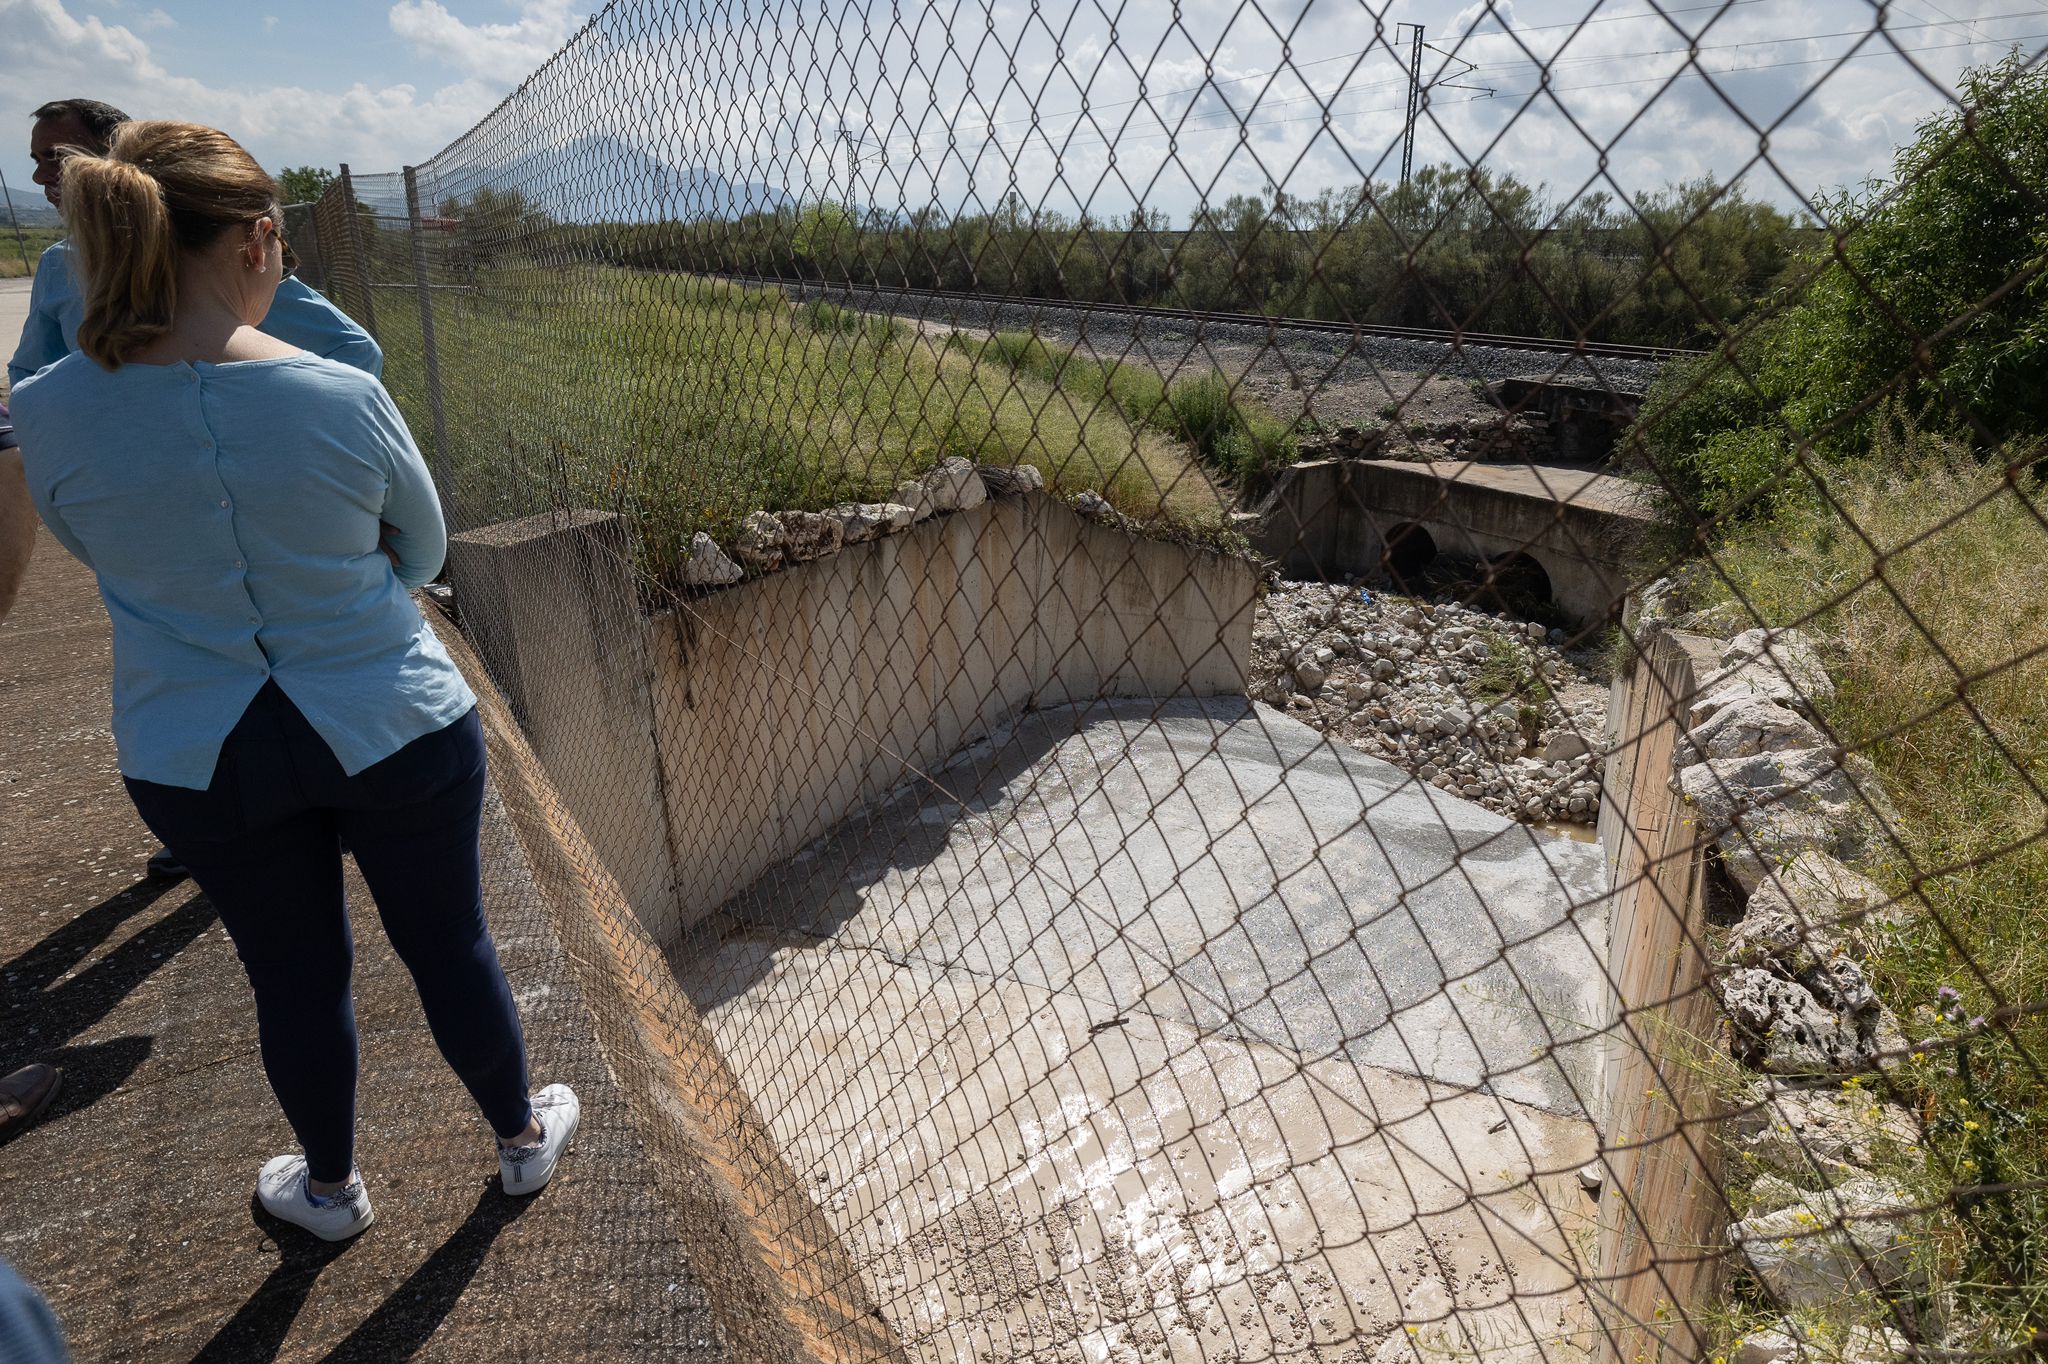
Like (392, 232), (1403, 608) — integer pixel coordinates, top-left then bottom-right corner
(676, 697), (1615, 1363)
(447, 479), (1702, 1363)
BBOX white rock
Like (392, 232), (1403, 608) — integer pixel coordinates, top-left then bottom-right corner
(735, 510), (786, 570)
(1720, 967), (1899, 1076)
(1754, 851), (1902, 933)
(1728, 1175), (1920, 1309)
(922, 456), (988, 512)
(1679, 748), (1855, 832)
(1723, 806), (1855, 897)
(1725, 851), (1894, 969)
(775, 509), (845, 562)
(1687, 628), (1836, 729)
(677, 532), (744, 587)
(1677, 695), (1828, 768)
(826, 501), (915, 543)
(1729, 1081), (1920, 1187)
(893, 479), (938, 522)
(1542, 730), (1593, 762)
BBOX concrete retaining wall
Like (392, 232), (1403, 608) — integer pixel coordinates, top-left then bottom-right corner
(1593, 627), (1729, 1364)
(451, 491), (1257, 944)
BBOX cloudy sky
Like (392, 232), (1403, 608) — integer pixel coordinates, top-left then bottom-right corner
(4, 0), (2042, 224)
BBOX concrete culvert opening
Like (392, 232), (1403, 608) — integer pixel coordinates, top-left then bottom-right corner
(1478, 552), (1555, 617)
(1381, 522), (1438, 587)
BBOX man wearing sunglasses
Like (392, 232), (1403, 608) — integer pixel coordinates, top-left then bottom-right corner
(9, 99), (383, 388)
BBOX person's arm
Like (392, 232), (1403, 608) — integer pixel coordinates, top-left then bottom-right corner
(7, 258), (68, 389)
(366, 387), (445, 589)
(6, 388), (95, 574)
(262, 278), (384, 378)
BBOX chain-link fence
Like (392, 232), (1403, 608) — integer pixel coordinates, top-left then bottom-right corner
(299, 4), (2047, 1359)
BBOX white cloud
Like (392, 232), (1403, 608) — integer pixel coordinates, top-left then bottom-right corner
(0, 0), (526, 173)
(137, 6), (172, 30)
(263, 14), (278, 31)
(387, 0), (589, 84)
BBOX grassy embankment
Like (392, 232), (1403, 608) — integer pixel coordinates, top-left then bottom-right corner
(1627, 55), (2048, 1351)
(1700, 446), (2048, 1349)
(947, 329), (1300, 495)
(368, 270), (1227, 592)
(0, 226), (62, 279)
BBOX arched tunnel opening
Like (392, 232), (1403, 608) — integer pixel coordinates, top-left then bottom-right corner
(1475, 552), (1555, 618)
(1381, 522), (1438, 588)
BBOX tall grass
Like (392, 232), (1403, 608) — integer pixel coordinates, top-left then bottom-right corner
(1706, 432), (2048, 1345)
(954, 330), (1300, 495)
(370, 271), (1224, 592)
(796, 296), (900, 349)
(0, 225), (62, 280)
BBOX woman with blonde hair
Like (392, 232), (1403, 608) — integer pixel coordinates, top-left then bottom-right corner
(10, 121), (577, 1241)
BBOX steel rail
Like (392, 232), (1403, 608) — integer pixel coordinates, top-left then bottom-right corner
(738, 275), (1702, 362)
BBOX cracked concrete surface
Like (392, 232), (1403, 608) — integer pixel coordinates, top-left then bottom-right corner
(678, 699), (1613, 1362)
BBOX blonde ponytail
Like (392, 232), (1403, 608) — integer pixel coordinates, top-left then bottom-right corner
(58, 121), (282, 369)
(67, 156), (179, 368)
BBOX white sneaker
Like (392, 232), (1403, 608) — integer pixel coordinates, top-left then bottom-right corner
(255, 1154), (375, 1241)
(499, 1083), (580, 1195)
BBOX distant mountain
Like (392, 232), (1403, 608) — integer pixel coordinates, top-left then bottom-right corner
(2, 186), (59, 228)
(469, 134), (793, 224)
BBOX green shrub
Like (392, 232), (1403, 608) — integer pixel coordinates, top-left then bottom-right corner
(959, 334), (1293, 493)
(1161, 373), (1300, 493)
(1627, 54), (2048, 531)
(797, 297), (898, 347)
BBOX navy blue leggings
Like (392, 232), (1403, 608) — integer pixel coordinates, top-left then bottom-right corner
(125, 683), (532, 1183)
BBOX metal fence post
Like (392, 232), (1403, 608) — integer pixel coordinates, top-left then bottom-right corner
(0, 166), (31, 277)
(403, 165), (454, 497)
(336, 163), (380, 339)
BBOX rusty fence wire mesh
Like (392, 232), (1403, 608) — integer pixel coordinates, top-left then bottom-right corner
(300, 2), (2048, 1359)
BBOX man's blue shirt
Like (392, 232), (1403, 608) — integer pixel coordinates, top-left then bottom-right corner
(8, 240), (384, 387)
(11, 352), (472, 789)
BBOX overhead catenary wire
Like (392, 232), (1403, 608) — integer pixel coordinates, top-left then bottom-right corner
(855, 27), (2046, 165)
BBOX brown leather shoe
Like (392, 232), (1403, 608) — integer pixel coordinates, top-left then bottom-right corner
(0, 1064), (62, 1135)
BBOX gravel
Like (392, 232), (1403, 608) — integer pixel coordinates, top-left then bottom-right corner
(774, 279), (1672, 394)
(1250, 582), (1612, 828)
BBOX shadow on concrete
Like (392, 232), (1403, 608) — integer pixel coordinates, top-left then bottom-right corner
(0, 1035), (154, 1147)
(188, 1226), (353, 1364)
(672, 694), (1106, 1017)
(1, 879), (215, 1077)
(186, 1185), (532, 1364)
(316, 1187), (532, 1363)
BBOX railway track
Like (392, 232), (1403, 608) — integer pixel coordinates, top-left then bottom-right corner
(737, 276), (1702, 363)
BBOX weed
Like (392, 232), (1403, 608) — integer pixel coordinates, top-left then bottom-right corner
(369, 269), (1222, 594)
(1703, 442), (2048, 1336)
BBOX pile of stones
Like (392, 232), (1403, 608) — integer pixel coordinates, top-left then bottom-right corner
(1653, 618), (1937, 1360)
(675, 456), (1042, 587)
(1297, 413), (1556, 465)
(1249, 583), (1610, 826)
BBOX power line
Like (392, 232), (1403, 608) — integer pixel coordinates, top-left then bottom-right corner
(842, 9), (2038, 163)
(949, 0), (1792, 140)
(913, 27), (2043, 163)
